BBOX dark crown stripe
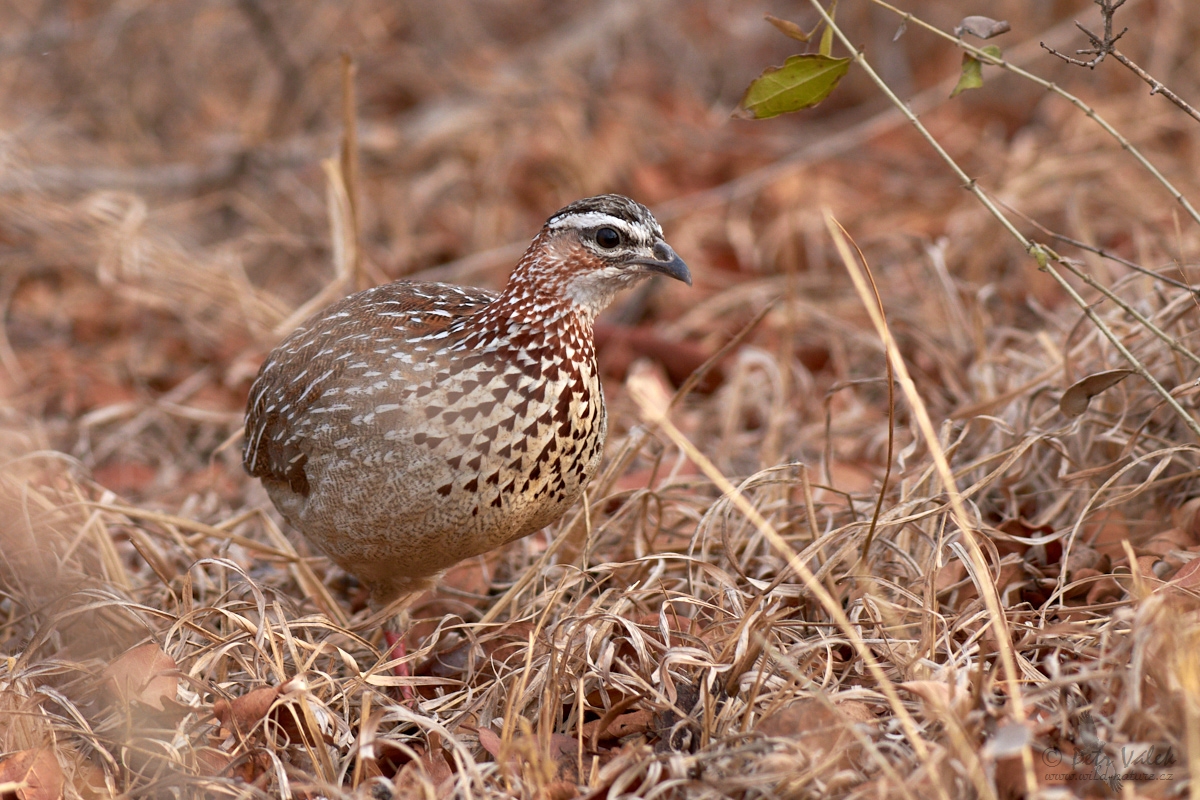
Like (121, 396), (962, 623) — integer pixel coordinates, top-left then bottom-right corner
(546, 194), (658, 229)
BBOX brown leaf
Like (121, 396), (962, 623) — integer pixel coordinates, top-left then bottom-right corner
(194, 747), (234, 777)
(1059, 369), (1135, 417)
(419, 622), (536, 681)
(102, 642), (177, 711)
(212, 682), (327, 745)
(388, 734), (455, 792)
(548, 733), (578, 757)
(995, 557), (1026, 595)
(213, 685), (282, 737)
(1141, 528), (1192, 558)
(935, 559), (968, 593)
(1168, 558), (1200, 589)
(1084, 509), (1131, 560)
(0, 749), (65, 800)
(1063, 544), (1107, 575)
(1172, 497), (1200, 546)
(764, 14), (813, 43)
(757, 699), (875, 772)
(72, 760), (109, 800)
(539, 780), (579, 800)
(477, 727), (504, 760)
(1063, 567), (1102, 599)
(1135, 555), (1168, 581)
(1086, 575), (1124, 605)
(581, 709), (655, 744)
(419, 741), (454, 785)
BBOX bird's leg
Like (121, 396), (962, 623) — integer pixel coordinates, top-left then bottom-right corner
(378, 600), (416, 703)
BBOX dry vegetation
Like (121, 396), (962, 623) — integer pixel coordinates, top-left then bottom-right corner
(3, 0), (1200, 797)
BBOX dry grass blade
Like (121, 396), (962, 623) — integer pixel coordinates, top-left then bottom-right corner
(628, 370), (956, 800)
(824, 213), (1035, 795)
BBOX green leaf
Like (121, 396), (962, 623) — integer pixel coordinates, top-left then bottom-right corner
(819, 0), (839, 57)
(819, 23), (834, 57)
(951, 53), (983, 97)
(951, 47), (1003, 98)
(735, 54), (851, 120)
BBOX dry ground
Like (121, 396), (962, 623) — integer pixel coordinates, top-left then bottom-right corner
(3, 0), (1200, 797)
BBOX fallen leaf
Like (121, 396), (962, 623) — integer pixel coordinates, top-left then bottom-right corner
(1169, 559), (1200, 590)
(72, 760), (109, 800)
(1063, 544), (1107, 575)
(995, 557), (1027, 597)
(539, 781), (578, 800)
(102, 642), (177, 711)
(92, 461), (159, 495)
(757, 699), (875, 772)
(1171, 497), (1200, 545)
(213, 685), (281, 737)
(393, 739), (453, 794)
(595, 323), (720, 392)
(1063, 567), (1102, 599)
(1141, 528), (1192, 558)
(1084, 510), (1131, 560)
(478, 727), (504, 760)
(194, 748), (234, 777)
(1086, 575), (1124, 605)
(212, 680), (326, 745)
(1135, 555), (1168, 581)
(1060, 369), (1135, 417)
(581, 709), (654, 744)
(0, 749), (64, 800)
(935, 559), (968, 594)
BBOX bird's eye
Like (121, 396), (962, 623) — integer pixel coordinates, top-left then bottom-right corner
(595, 227), (621, 249)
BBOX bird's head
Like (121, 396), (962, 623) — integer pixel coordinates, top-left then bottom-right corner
(509, 194), (691, 317)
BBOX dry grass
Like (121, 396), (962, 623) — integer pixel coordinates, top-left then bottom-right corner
(3, 0), (1200, 797)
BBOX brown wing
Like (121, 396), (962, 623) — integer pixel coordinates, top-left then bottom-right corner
(242, 281), (496, 494)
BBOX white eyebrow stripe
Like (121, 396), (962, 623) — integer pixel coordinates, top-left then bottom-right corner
(547, 213), (640, 235)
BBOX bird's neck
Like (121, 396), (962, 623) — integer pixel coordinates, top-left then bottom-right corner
(487, 283), (597, 335)
(496, 249), (606, 329)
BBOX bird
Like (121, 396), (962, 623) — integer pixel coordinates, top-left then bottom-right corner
(243, 194), (690, 616)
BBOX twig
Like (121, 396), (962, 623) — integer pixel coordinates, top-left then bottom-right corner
(851, 0), (1200, 442)
(1041, 0), (1127, 68)
(1111, 49), (1200, 125)
(868, 0), (1200, 230)
(1041, 0), (1200, 124)
(982, 190), (1200, 369)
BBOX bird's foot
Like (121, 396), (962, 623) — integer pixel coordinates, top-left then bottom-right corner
(383, 628), (416, 704)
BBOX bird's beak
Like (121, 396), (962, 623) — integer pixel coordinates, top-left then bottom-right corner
(632, 241), (692, 286)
